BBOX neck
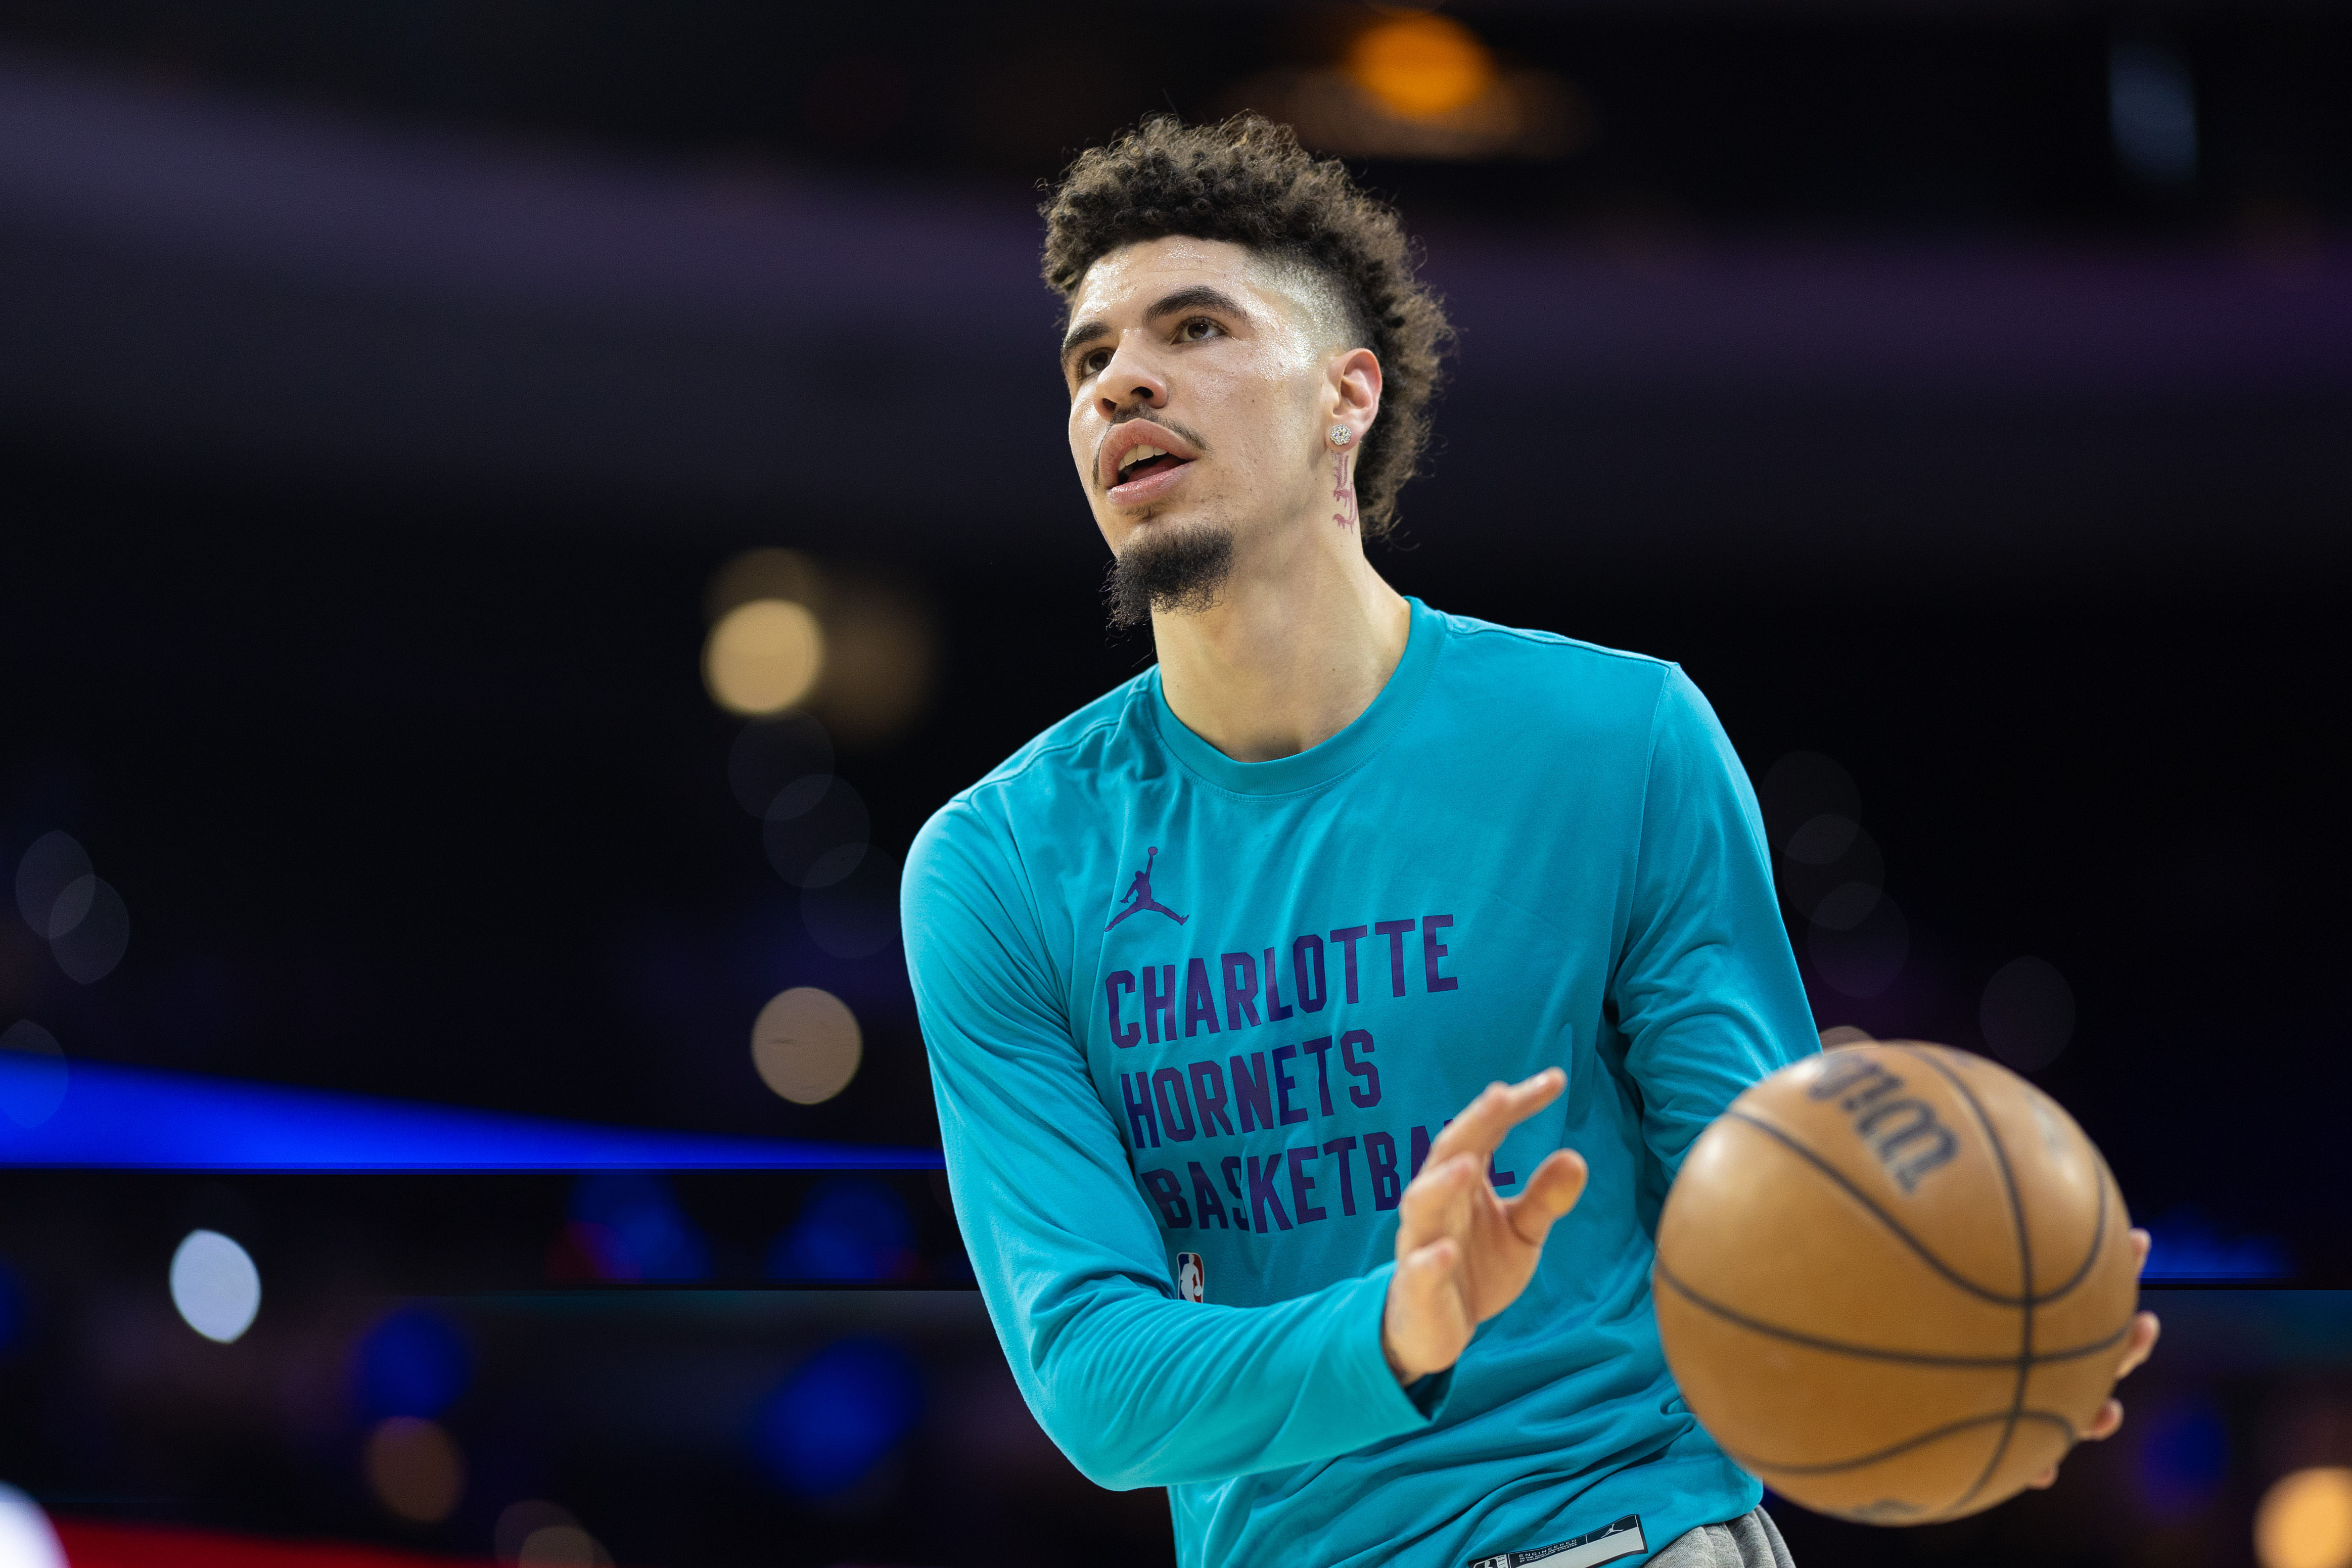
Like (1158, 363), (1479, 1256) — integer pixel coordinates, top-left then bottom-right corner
(1149, 500), (1412, 764)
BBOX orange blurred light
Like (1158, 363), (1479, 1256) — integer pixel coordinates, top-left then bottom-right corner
(752, 986), (863, 1105)
(2259, 1468), (2352, 1568)
(705, 598), (824, 715)
(1347, 13), (1496, 122)
(363, 1416), (465, 1524)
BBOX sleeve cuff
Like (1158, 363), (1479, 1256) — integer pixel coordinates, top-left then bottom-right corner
(1347, 1263), (1456, 1430)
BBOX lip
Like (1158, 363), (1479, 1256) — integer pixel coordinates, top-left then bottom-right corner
(1099, 420), (1201, 504)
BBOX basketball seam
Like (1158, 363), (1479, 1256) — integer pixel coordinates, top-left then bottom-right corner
(1721, 1111), (2039, 1307)
(1654, 1261), (2135, 1368)
(1903, 1047), (2033, 1515)
(1724, 1408), (2078, 1478)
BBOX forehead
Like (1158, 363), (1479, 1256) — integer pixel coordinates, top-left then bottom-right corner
(1068, 235), (1305, 327)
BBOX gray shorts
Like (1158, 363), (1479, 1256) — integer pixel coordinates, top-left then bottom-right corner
(1649, 1508), (1794, 1568)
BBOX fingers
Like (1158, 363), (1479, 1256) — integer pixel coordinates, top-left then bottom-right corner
(2129, 1227), (2151, 1276)
(2116, 1311), (2161, 1380)
(1504, 1148), (1590, 1247)
(1424, 1068), (1566, 1169)
(1394, 1152), (1481, 1256)
(2028, 1395), (2129, 1492)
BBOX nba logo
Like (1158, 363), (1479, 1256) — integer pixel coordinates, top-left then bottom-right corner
(1175, 1252), (1205, 1303)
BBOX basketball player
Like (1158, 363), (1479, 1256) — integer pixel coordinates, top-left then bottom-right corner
(902, 116), (2156, 1568)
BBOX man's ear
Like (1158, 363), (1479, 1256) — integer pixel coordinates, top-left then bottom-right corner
(1330, 347), (1383, 443)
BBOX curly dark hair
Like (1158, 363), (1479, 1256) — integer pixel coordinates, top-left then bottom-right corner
(1041, 114), (1452, 540)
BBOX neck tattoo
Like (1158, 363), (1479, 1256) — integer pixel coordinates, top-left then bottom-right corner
(1331, 454), (1358, 530)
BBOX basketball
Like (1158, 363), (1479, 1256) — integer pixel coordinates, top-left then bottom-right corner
(1653, 1042), (2140, 1525)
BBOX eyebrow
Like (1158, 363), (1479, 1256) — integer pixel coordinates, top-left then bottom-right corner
(1059, 285), (1255, 365)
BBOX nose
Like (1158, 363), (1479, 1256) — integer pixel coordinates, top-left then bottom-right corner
(1094, 332), (1168, 422)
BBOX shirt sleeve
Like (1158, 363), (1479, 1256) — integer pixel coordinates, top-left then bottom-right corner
(1610, 666), (1819, 1177)
(901, 801), (1446, 1492)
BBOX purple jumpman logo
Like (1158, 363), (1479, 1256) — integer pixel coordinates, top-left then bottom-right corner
(1105, 846), (1188, 931)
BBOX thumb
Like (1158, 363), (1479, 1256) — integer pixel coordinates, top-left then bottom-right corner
(1504, 1148), (1589, 1247)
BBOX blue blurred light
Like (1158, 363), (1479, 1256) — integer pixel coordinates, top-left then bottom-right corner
(0, 1023), (68, 1129)
(570, 1172), (710, 1282)
(355, 1307), (472, 1420)
(0, 1052), (939, 1172)
(2142, 1206), (2293, 1282)
(2110, 40), (2198, 186)
(2135, 1401), (2229, 1518)
(767, 1178), (916, 1282)
(753, 1338), (923, 1498)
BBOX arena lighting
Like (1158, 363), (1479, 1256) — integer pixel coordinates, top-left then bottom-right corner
(0, 1052), (939, 1171)
(705, 597), (825, 715)
(169, 1229), (261, 1343)
(2111, 38), (2198, 186)
(751, 986), (863, 1105)
(2259, 1468), (2352, 1568)
(363, 1417), (465, 1524)
(52, 1516), (501, 1567)
(0, 1025), (66, 1130)
(0, 1485), (65, 1568)
(1347, 13), (1496, 121)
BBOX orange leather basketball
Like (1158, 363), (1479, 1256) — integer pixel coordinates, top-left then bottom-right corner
(1653, 1042), (2139, 1524)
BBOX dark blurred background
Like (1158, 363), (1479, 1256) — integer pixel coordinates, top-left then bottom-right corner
(0, 3), (2346, 1566)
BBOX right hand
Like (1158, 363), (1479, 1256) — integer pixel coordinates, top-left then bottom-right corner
(1381, 1069), (1589, 1383)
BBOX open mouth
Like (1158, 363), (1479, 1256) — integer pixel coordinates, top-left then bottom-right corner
(1115, 445), (1190, 486)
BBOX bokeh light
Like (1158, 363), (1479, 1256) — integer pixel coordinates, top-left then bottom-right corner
(1980, 955), (2077, 1071)
(363, 1416), (465, 1524)
(751, 987), (862, 1105)
(12, 832), (88, 935)
(802, 847), (902, 960)
(705, 599), (825, 716)
(768, 1179), (916, 1282)
(2136, 1399), (2231, 1519)
(762, 775), (870, 888)
(519, 1525), (612, 1566)
(752, 1336), (923, 1499)
(11, 832), (128, 985)
(705, 546), (819, 623)
(2144, 1206), (2294, 1281)
(0, 1023), (67, 1129)
(728, 713), (834, 819)
(49, 877), (128, 984)
(355, 1307), (471, 1420)
(1348, 13), (1496, 121)
(2111, 38), (2199, 187)
(495, 1500), (579, 1562)
(1758, 752), (1860, 846)
(168, 1228), (260, 1343)
(1808, 891), (1909, 997)
(2259, 1467), (2352, 1568)
(1778, 817), (1883, 926)
(562, 1173), (709, 1282)
(0, 1484), (65, 1568)
(806, 576), (935, 747)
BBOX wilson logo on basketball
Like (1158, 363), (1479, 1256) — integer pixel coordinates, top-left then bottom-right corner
(1806, 1051), (1958, 1193)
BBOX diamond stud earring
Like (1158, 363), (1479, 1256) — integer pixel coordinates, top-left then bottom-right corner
(1328, 425), (1352, 447)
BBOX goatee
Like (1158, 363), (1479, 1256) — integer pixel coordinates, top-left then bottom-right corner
(1103, 521), (1234, 630)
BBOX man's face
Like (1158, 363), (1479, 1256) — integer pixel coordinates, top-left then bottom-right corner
(1059, 236), (1339, 564)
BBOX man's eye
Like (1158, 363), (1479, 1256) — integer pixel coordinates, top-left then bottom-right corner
(1076, 348), (1111, 377)
(1178, 317), (1222, 343)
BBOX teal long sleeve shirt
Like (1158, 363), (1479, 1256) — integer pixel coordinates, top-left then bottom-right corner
(901, 599), (1816, 1568)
